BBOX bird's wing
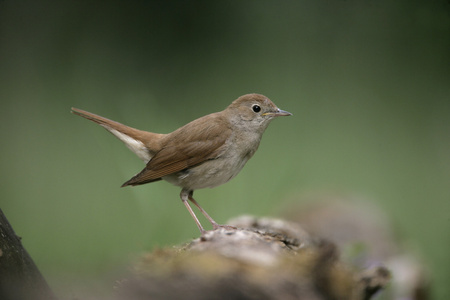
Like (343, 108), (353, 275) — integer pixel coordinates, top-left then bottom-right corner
(122, 114), (231, 186)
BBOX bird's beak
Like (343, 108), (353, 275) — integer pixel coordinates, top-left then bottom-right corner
(263, 108), (292, 117)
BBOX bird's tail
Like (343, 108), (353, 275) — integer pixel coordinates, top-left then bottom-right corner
(71, 108), (164, 162)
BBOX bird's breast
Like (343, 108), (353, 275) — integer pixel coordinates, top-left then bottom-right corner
(162, 130), (262, 190)
(163, 154), (250, 190)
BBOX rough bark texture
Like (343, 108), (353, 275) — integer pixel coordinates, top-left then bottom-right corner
(115, 216), (390, 300)
(0, 209), (57, 300)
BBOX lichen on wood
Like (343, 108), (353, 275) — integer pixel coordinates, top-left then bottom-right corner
(115, 216), (390, 300)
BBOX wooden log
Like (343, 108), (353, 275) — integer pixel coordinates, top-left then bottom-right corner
(115, 216), (390, 300)
(0, 209), (57, 300)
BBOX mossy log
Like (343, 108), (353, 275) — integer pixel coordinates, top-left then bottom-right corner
(115, 216), (390, 300)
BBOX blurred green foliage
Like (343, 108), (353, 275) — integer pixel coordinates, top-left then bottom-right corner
(1, 0), (449, 298)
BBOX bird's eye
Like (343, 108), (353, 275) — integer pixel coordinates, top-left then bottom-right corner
(252, 105), (261, 113)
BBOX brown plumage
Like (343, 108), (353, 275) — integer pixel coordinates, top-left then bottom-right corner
(71, 93), (291, 233)
(122, 113), (232, 186)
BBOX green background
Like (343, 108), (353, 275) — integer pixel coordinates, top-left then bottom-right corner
(1, 1), (449, 299)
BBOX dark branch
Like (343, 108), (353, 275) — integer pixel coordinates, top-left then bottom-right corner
(0, 209), (57, 300)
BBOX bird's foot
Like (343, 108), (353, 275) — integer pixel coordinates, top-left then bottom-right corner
(199, 224), (238, 240)
(212, 224), (238, 231)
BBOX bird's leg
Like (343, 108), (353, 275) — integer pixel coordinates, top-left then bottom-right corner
(188, 191), (237, 231)
(187, 190), (220, 230)
(180, 189), (206, 234)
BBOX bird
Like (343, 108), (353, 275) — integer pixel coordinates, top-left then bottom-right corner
(71, 93), (292, 234)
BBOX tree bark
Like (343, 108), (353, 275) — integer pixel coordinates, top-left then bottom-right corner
(0, 209), (57, 300)
(115, 216), (390, 300)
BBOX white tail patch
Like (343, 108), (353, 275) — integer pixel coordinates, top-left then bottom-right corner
(103, 126), (152, 163)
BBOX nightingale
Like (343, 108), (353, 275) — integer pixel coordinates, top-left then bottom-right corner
(71, 93), (291, 234)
